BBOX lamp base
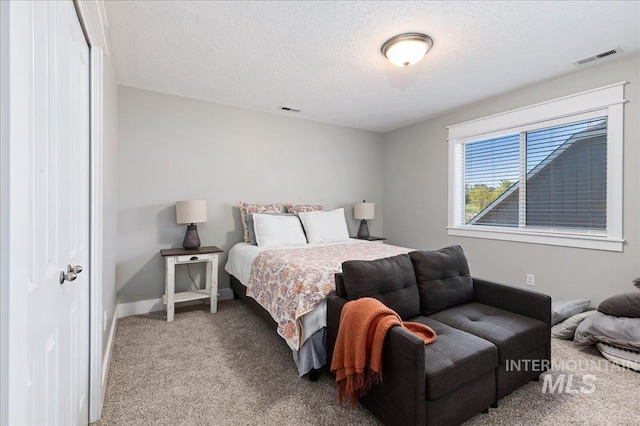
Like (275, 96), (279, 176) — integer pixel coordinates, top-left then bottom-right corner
(357, 220), (370, 239)
(183, 224), (201, 250)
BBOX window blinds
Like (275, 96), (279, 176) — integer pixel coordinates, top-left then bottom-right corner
(464, 134), (520, 226)
(463, 116), (607, 231)
(525, 117), (607, 231)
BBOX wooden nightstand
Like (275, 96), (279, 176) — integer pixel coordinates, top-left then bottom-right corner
(351, 236), (387, 243)
(160, 246), (223, 322)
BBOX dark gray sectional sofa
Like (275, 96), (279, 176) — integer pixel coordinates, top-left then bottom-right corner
(327, 245), (551, 426)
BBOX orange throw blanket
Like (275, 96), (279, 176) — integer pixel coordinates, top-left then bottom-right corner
(330, 297), (437, 406)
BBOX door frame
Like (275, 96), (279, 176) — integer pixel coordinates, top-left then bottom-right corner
(1, 2), (36, 424)
(0, 0), (7, 421)
(0, 1), (16, 423)
(88, 45), (105, 423)
(0, 1), (111, 423)
(74, 0), (111, 422)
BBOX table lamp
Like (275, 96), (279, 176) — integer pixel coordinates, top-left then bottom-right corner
(176, 200), (207, 249)
(354, 200), (374, 238)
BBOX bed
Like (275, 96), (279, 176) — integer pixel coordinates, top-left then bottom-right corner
(224, 239), (412, 377)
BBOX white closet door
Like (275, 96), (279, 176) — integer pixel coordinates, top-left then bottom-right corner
(25, 1), (91, 424)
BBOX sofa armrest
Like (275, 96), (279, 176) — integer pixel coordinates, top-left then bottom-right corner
(384, 326), (426, 376)
(383, 326), (426, 384)
(361, 326), (426, 426)
(326, 294), (347, 369)
(473, 278), (552, 326)
(327, 292), (426, 425)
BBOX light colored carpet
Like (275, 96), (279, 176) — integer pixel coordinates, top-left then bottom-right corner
(97, 301), (638, 425)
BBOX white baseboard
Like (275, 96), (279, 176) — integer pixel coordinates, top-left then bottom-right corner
(117, 298), (164, 318)
(101, 312), (117, 405)
(117, 287), (234, 318)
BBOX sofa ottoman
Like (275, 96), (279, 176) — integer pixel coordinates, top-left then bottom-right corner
(429, 302), (548, 398)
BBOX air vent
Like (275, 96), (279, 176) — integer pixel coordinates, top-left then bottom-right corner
(575, 56), (598, 65)
(573, 47), (623, 66)
(279, 106), (301, 113)
(596, 49), (618, 59)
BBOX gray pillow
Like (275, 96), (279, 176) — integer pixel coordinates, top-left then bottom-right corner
(246, 212), (295, 245)
(551, 310), (597, 340)
(552, 299), (590, 325)
(598, 292), (640, 318)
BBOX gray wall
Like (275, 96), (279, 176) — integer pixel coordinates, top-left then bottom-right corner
(383, 54), (640, 306)
(117, 87), (384, 304)
(102, 56), (119, 359)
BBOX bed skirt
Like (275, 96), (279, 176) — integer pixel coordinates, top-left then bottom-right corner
(229, 275), (326, 377)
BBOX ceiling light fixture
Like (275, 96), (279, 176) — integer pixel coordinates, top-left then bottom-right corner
(381, 33), (433, 67)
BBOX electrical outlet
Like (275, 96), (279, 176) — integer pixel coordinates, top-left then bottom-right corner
(526, 274), (535, 286)
(103, 311), (107, 331)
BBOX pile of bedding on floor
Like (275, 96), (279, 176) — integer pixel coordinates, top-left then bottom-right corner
(551, 280), (640, 372)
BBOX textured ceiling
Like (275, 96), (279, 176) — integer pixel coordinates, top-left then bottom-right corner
(105, 1), (640, 132)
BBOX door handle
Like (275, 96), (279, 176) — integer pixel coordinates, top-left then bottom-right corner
(68, 264), (83, 274)
(59, 265), (83, 284)
(60, 271), (78, 285)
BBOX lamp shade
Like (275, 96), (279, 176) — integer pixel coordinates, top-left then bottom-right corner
(354, 202), (375, 220)
(176, 200), (207, 224)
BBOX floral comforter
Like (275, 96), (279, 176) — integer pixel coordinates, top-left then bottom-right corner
(246, 242), (412, 350)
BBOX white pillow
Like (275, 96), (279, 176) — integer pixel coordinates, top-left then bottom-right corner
(253, 214), (307, 247)
(299, 208), (350, 244)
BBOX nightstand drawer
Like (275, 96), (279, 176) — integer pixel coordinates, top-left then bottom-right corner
(176, 253), (216, 264)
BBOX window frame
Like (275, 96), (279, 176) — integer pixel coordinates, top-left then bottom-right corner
(447, 82), (626, 252)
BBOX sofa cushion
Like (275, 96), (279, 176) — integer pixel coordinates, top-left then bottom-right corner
(429, 303), (548, 363)
(409, 316), (498, 400)
(409, 246), (474, 315)
(341, 254), (420, 320)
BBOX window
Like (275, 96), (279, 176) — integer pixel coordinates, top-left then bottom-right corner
(464, 133), (520, 227)
(448, 83), (625, 251)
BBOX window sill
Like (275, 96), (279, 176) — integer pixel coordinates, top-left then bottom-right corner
(447, 226), (624, 252)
